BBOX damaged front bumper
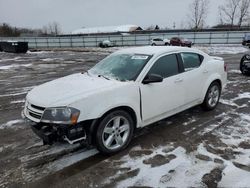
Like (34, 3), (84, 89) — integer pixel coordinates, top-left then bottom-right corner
(22, 112), (87, 145)
(30, 122), (87, 145)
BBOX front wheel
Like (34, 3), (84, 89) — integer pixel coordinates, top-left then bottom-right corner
(202, 82), (221, 111)
(96, 110), (134, 154)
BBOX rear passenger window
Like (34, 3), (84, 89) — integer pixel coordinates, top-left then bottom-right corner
(181, 53), (203, 71)
(148, 54), (179, 78)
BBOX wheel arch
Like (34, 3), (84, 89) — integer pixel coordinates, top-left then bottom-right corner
(99, 106), (137, 128)
(89, 105), (138, 145)
(202, 78), (222, 101)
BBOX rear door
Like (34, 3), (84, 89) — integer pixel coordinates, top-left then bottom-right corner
(178, 52), (208, 103)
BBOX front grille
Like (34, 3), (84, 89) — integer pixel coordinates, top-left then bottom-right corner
(31, 104), (45, 111)
(29, 111), (42, 119)
(26, 102), (45, 121)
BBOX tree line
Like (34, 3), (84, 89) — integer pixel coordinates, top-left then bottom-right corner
(1, 0), (250, 36)
(0, 22), (61, 37)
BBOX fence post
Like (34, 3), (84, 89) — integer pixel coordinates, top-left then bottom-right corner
(209, 32), (212, 45)
(193, 32), (196, 44)
(35, 37), (37, 48)
(226, 31), (229, 44)
(46, 38), (49, 48)
(82, 37), (85, 48)
(70, 36), (73, 48)
(59, 37), (61, 48)
(122, 35), (124, 47)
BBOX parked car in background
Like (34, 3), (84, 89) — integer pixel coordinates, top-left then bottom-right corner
(151, 38), (170, 46)
(240, 54), (250, 75)
(99, 40), (114, 48)
(170, 37), (193, 47)
(242, 34), (250, 48)
(23, 46), (227, 154)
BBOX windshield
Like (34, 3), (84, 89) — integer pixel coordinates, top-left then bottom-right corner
(89, 53), (151, 81)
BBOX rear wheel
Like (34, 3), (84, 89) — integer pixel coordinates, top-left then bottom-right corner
(202, 82), (221, 111)
(96, 110), (134, 154)
(151, 43), (156, 46)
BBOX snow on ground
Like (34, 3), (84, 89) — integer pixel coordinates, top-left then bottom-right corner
(112, 145), (219, 187)
(41, 58), (64, 62)
(0, 63), (32, 70)
(0, 57), (21, 62)
(20, 144), (98, 182)
(0, 91), (27, 98)
(47, 148), (98, 171)
(27, 50), (54, 54)
(195, 44), (249, 54)
(10, 100), (25, 104)
(0, 119), (24, 129)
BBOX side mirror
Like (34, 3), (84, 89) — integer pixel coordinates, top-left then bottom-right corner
(142, 74), (163, 84)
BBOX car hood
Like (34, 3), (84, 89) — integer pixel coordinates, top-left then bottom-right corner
(27, 73), (123, 107)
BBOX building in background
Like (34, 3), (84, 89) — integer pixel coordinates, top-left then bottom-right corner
(71, 25), (143, 35)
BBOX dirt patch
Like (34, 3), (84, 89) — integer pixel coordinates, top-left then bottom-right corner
(233, 162), (250, 172)
(195, 154), (213, 161)
(143, 154), (176, 167)
(238, 141), (250, 149)
(202, 168), (223, 188)
(129, 149), (153, 158)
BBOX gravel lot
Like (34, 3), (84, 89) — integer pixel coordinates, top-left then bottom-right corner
(0, 46), (250, 187)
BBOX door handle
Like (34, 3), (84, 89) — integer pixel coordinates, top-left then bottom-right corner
(203, 70), (208, 73)
(175, 78), (183, 83)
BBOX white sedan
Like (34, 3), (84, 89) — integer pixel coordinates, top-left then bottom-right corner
(151, 38), (170, 46)
(23, 46), (227, 154)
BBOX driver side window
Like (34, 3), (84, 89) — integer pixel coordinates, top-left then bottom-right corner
(148, 54), (179, 78)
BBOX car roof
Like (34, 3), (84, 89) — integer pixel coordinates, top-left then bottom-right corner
(114, 46), (206, 56)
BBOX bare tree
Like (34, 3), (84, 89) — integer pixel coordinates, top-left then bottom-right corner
(42, 25), (48, 35)
(188, 0), (210, 30)
(43, 22), (61, 35)
(219, 0), (241, 27)
(238, 0), (250, 27)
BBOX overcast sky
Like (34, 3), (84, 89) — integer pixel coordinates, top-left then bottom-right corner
(0, 0), (226, 33)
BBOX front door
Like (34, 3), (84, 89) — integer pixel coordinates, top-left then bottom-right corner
(140, 54), (185, 125)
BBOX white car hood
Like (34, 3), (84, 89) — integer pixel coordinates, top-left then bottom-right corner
(27, 73), (122, 107)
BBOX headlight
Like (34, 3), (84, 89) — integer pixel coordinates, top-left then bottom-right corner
(41, 107), (80, 125)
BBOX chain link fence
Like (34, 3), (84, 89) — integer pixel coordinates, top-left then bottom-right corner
(0, 30), (249, 48)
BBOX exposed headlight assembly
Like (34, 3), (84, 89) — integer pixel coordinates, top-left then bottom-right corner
(41, 107), (80, 125)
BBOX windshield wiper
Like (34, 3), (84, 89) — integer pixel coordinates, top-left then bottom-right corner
(98, 74), (110, 80)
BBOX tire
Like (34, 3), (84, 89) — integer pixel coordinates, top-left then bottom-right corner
(165, 43), (169, 46)
(95, 110), (134, 154)
(151, 43), (156, 46)
(240, 55), (250, 75)
(202, 82), (221, 111)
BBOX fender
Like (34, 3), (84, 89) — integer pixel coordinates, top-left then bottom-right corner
(201, 73), (222, 101)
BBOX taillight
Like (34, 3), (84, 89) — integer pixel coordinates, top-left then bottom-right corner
(224, 63), (227, 72)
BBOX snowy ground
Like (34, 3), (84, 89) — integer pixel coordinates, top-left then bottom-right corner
(0, 45), (250, 187)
